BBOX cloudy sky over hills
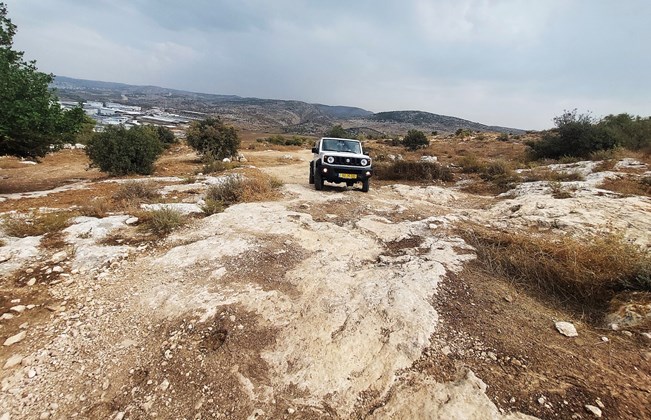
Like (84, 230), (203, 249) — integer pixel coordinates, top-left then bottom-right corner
(4, 0), (650, 129)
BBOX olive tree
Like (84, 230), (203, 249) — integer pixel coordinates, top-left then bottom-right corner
(186, 117), (239, 161)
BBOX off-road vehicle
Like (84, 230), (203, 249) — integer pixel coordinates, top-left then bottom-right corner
(309, 137), (373, 192)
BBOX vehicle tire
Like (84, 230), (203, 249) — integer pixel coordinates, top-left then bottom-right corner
(309, 164), (314, 184)
(315, 171), (323, 191)
(361, 179), (369, 193)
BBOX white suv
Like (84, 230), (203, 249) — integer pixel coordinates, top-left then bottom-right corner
(309, 137), (373, 192)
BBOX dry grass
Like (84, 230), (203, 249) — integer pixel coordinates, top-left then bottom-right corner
(2, 211), (73, 237)
(137, 207), (186, 237)
(79, 198), (114, 218)
(200, 160), (239, 174)
(113, 181), (160, 203)
(374, 160), (453, 182)
(598, 175), (651, 197)
(204, 172), (283, 207)
(548, 181), (575, 199)
(523, 168), (585, 182)
(40, 231), (68, 250)
(461, 225), (651, 314)
(457, 156), (521, 195)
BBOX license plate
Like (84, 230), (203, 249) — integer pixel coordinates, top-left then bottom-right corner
(339, 173), (357, 179)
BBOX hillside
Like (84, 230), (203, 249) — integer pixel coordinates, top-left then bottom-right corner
(53, 76), (523, 135)
(364, 110), (524, 134)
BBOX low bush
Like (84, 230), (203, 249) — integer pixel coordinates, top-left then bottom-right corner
(256, 135), (310, 146)
(113, 181), (159, 203)
(458, 156), (520, 194)
(374, 160), (453, 182)
(138, 207), (185, 237)
(460, 225), (651, 313)
(199, 157), (238, 174)
(204, 173), (283, 207)
(3, 211), (72, 237)
(548, 180), (574, 199)
(402, 129), (429, 150)
(79, 198), (113, 218)
(201, 199), (225, 216)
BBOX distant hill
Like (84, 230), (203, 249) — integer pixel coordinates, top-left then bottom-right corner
(365, 111), (523, 134)
(52, 76), (524, 134)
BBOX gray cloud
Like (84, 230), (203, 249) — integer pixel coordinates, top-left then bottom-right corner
(4, 0), (650, 129)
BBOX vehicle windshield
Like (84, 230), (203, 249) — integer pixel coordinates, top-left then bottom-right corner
(322, 139), (362, 154)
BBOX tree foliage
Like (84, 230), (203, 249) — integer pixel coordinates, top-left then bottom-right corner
(155, 126), (177, 148)
(527, 110), (623, 160)
(0, 3), (85, 158)
(324, 124), (348, 139)
(402, 129), (429, 150)
(186, 117), (239, 161)
(85, 125), (164, 175)
(598, 113), (651, 152)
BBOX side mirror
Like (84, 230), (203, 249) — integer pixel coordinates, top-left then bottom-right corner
(311, 147), (318, 154)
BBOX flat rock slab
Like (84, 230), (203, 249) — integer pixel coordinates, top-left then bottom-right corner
(3, 331), (27, 346)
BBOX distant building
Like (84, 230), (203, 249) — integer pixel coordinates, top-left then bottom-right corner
(106, 102), (142, 112)
(85, 101), (103, 108)
(99, 108), (117, 116)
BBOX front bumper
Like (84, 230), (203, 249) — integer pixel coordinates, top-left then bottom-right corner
(318, 164), (373, 182)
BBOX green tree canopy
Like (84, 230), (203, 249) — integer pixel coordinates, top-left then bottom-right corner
(527, 110), (617, 160)
(324, 124), (348, 138)
(403, 129), (429, 150)
(186, 117), (239, 161)
(0, 2), (85, 159)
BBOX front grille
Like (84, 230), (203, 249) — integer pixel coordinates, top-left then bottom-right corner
(325, 156), (370, 166)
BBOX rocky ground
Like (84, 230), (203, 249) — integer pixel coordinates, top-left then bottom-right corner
(0, 147), (650, 419)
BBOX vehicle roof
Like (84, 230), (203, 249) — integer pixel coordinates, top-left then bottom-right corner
(320, 137), (361, 143)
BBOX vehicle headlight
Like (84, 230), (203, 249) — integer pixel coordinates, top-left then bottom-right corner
(360, 158), (369, 166)
(326, 156), (334, 164)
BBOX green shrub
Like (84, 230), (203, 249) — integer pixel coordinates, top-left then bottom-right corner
(455, 128), (472, 138)
(324, 124), (348, 138)
(186, 117), (239, 162)
(402, 129), (429, 150)
(497, 133), (509, 142)
(256, 135), (310, 146)
(156, 126), (177, 148)
(375, 160), (453, 182)
(599, 113), (651, 152)
(86, 125), (164, 175)
(526, 110), (617, 160)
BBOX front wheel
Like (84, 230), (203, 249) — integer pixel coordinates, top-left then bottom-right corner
(309, 165), (314, 184)
(361, 179), (370, 193)
(314, 171), (324, 191)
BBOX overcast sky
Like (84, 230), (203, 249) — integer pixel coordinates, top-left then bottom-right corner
(4, 0), (650, 129)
